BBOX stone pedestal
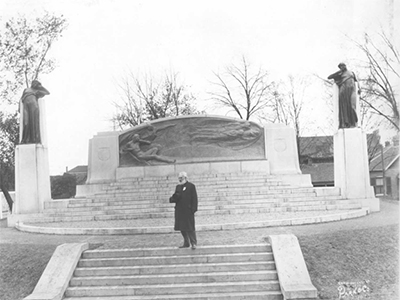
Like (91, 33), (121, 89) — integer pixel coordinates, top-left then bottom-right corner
(86, 131), (120, 184)
(264, 123), (301, 175)
(14, 144), (51, 214)
(334, 128), (379, 211)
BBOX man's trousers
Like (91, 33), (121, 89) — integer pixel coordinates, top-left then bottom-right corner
(181, 231), (197, 246)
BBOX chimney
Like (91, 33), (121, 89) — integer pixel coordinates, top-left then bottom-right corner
(385, 141), (390, 147)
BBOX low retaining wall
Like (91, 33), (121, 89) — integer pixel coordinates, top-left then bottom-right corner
(24, 243), (89, 300)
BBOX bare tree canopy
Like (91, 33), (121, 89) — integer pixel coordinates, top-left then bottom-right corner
(0, 12), (68, 104)
(268, 74), (311, 159)
(112, 71), (201, 130)
(210, 56), (275, 120)
(355, 31), (399, 131)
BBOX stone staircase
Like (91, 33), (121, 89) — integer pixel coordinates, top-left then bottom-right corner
(63, 244), (283, 300)
(32, 172), (361, 224)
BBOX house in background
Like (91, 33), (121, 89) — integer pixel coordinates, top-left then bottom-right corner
(299, 136), (334, 187)
(66, 165), (88, 185)
(298, 131), (399, 199)
(369, 137), (399, 199)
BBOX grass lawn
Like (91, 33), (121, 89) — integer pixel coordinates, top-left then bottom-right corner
(300, 224), (399, 299)
(0, 224), (398, 299)
(0, 244), (57, 300)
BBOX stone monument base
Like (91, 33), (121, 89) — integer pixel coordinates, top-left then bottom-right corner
(14, 144), (51, 214)
(334, 128), (379, 212)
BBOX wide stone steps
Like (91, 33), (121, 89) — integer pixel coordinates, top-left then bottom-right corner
(44, 199), (359, 217)
(64, 244), (283, 300)
(75, 261), (276, 277)
(70, 270), (277, 286)
(63, 291), (283, 300)
(34, 172), (356, 224)
(78, 253), (272, 267)
(44, 204), (360, 219)
(103, 181), (291, 192)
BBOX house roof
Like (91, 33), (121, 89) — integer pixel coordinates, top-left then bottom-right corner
(299, 131), (380, 159)
(300, 162), (334, 183)
(369, 145), (399, 172)
(299, 136), (333, 158)
(67, 165), (88, 173)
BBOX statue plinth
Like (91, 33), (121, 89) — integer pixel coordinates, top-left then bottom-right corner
(14, 144), (51, 214)
(334, 128), (379, 211)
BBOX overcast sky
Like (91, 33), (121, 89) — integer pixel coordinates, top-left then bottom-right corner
(1, 0), (397, 174)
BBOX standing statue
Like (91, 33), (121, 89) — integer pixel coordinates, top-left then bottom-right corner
(20, 80), (50, 144)
(328, 63), (361, 129)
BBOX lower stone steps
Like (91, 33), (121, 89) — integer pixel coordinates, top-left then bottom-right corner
(63, 291), (283, 300)
(64, 244), (283, 300)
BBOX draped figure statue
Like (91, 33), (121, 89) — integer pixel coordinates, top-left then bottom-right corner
(20, 80), (50, 144)
(328, 63), (361, 129)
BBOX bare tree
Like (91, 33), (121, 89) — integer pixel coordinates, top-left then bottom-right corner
(0, 12), (68, 104)
(268, 74), (310, 159)
(355, 31), (399, 131)
(209, 56), (275, 120)
(113, 71), (200, 130)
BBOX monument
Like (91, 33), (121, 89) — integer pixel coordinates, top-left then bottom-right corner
(78, 115), (310, 196)
(328, 63), (379, 212)
(13, 80), (52, 215)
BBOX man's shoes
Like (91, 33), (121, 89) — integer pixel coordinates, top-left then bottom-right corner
(179, 245), (190, 248)
(191, 244), (197, 250)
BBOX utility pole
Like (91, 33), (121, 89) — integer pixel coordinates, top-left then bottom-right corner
(380, 144), (386, 195)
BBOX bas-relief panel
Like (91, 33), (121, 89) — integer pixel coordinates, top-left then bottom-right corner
(119, 117), (265, 166)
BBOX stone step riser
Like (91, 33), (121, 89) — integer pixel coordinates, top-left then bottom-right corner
(46, 193), (322, 209)
(75, 262), (276, 277)
(30, 203), (362, 223)
(70, 271), (278, 286)
(63, 292), (283, 300)
(34, 205), (365, 224)
(78, 253), (273, 268)
(93, 192), (317, 200)
(107, 178), (280, 186)
(44, 201), (361, 217)
(82, 245), (271, 258)
(45, 198), (356, 214)
(112, 174), (284, 183)
(44, 193), (342, 209)
(103, 183), (292, 192)
(94, 185), (315, 197)
(65, 281), (281, 297)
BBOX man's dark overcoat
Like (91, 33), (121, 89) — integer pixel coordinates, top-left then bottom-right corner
(169, 181), (198, 231)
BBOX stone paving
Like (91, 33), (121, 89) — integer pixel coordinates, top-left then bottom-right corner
(0, 199), (397, 250)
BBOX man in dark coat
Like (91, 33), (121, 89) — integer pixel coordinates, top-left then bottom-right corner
(169, 171), (198, 249)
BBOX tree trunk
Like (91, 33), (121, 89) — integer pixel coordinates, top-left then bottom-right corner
(0, 180), (13, 213)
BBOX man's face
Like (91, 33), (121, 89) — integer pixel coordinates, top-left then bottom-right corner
(178, 175), (187, 185)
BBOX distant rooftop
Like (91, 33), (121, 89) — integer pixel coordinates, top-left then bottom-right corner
(67, 165), (88, 173)
(369, 144), (399, 172)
